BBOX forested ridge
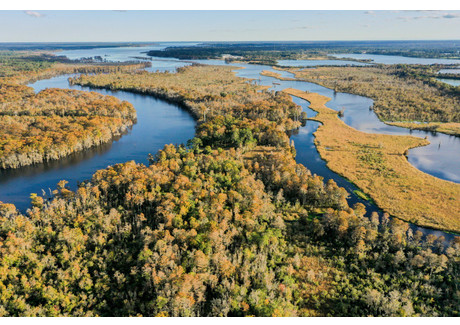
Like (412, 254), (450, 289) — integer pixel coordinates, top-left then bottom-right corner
(0, 52), (147, 169)
(0, 63), (458, 316)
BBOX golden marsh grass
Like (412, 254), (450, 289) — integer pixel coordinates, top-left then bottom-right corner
(283, 88), (460, 233)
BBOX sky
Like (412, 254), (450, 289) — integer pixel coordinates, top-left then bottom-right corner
(0, 10), (459, 42)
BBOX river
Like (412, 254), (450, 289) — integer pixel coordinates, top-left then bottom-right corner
(0, 44), (457, 241)
(0, 74), (196, 210)
(437, 78), (460, 87)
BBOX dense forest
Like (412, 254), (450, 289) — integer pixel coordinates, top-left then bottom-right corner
(0, 63), (458, 316)
(0, 85), (136, 169)
(1, 144), (459, 316)
(0, 52), (149, 169)
(69, 65), (302, 134)
(281, 65), (460, 135)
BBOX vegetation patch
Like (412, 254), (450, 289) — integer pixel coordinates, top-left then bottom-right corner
(0, 86), (136, 169)
(353, 190), (371, 202)
(283, 88), (460, 233)
(387, 121), (460, 136)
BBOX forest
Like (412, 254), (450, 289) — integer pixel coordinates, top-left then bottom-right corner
(0, 62), (458, 316)
(0, 52), (149, 168)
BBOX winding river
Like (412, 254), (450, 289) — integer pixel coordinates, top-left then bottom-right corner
(0, 74), (196, 210)
(0, 45), (458, 241)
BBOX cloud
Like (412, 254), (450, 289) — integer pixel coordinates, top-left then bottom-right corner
(24, 11), (45, 18)
(397, 11), (460, 21)
(442, 13), (460, 19)
(209, 28), (259, 33)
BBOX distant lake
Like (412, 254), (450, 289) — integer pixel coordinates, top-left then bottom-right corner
(437, 78), (460, 86)
(332, 53), (460, 65)
(277, 59), (369, 67)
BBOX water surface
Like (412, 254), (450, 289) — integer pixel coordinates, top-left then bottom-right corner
(0, 45), (457, 241)
(332, 53), (460, 65)
(229, 63), (460, 183)
(437, 78), (460, 87)
(57, 42), (199, 62)
(277, 59), (370, 67)
(438, 68), (460, 74)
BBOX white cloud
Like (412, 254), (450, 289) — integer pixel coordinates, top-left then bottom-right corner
(442, 13), (460, 19)
(24, 11), (45, 18)
(397, 11), (460, 21)
(294, 26), (310, 30)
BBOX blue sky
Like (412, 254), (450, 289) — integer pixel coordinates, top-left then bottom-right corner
(0, 10), (459, 42)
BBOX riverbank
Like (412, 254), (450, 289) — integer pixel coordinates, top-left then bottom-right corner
(386, 121), (460, 137)
(274, 65), (460, 137)
(284, 88), (460, 233)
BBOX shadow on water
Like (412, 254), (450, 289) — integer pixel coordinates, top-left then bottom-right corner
(0, 133), (121, 184)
